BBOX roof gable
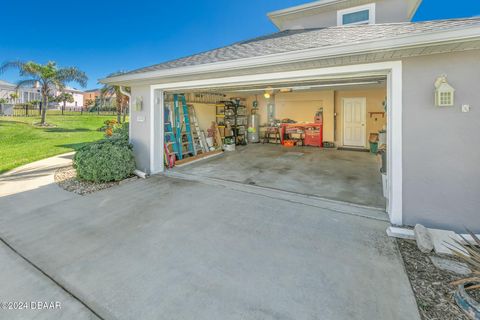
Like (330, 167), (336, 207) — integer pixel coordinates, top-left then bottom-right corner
(268, 0), (423, 30)
(0, 80), (16, 88)
(111, 18), (480, 79)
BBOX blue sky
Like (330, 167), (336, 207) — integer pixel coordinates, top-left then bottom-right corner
(1, 0), (479, 90)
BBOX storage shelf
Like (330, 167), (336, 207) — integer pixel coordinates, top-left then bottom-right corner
(216, 100), (247, 146)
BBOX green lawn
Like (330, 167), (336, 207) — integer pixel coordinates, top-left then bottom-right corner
(0, 114), (119, 174)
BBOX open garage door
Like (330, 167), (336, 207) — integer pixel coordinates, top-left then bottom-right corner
(161, 76), (388, 210)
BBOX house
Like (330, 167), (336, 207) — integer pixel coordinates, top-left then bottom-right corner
(0, 80), (42, 104)
(83, 89), (101, 108)
(52, 86), (84, 110)
(100, 0), (480, 233)
(83, 88), (116, 110)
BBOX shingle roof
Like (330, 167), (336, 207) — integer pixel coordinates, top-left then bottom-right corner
(117, 18), (480, 77)
(0, 80), (16, 88)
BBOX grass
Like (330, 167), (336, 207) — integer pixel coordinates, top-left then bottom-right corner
(0, 114), (120, 174)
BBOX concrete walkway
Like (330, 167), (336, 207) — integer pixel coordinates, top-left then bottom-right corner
(0, 153), (77, 215)
(0, 153), (98, 319)
(0, 160), (421, 320)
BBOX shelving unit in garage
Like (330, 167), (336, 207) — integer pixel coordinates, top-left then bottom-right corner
(215, 99), (247, 145)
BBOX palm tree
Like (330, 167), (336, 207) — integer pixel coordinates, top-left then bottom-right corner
(0, 61), (87, 125)
(55, 92), (74, 115)
(9, 92), (19, 104)
(101, 71), (129, 123)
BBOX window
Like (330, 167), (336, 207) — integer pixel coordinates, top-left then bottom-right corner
(337, 3), (375, 26)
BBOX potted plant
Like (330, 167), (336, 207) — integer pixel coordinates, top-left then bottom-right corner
(448, 230), (480, 319)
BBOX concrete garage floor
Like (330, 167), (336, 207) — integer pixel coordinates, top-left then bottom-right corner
(0, 175), (419, 320)
(175, 144), (386, 209)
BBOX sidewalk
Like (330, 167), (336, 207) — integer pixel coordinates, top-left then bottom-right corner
(0, 153), (77, 216)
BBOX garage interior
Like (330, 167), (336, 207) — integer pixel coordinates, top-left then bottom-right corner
(163, 77), (388, 209)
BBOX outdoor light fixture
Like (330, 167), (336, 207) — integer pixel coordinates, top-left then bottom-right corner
(134, 96), (143, 111)
(263, 92), (271, 99)
(434, 75), (455, 107)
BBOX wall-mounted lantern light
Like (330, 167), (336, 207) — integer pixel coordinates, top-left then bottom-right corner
(434, 75), (455, 107)
(134, 96), (143, 111)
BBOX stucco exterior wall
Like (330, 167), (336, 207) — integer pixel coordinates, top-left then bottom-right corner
(130, 85), (152, 173)
(402, 50), (480, 233)
(276, 0), (411, 30)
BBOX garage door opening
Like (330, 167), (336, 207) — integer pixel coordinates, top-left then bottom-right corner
(161, 76), (388, 210)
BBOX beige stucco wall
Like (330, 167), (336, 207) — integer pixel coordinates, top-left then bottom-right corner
(334, 87), (387, 147)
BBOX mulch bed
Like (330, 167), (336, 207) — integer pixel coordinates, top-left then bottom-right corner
(397, 239), (477, 320)
(55, 166), (137, 195)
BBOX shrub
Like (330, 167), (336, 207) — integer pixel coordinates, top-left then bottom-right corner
(74, 138), (136, 182)
(98, 119), (118, 135)
(109, 122), (129, 141)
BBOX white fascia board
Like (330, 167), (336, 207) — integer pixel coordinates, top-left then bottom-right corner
(150, 61), (400, 90)
(100, 25), (480, 85)
(268, 0), (346, 19)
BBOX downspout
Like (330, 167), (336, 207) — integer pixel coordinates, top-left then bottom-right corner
(119, 86), (148, 179)
(119, 86), (131, 124)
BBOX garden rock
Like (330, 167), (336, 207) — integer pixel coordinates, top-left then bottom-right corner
(429, 256), (471, 275)
(429, 229), (462, 256)
(414, 224), (434, 253)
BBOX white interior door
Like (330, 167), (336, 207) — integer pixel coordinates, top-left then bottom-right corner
(343, 98), (366, 147)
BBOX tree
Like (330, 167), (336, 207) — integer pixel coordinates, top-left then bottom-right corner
(101, 72), (129, 123)
(0, 61), (87, 125)
(85, 98), (94, 109)
(9, 92), (19, 104)
(55, 92), (74, 115)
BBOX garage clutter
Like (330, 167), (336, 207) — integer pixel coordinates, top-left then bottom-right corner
(261, 108), (324, 147)
(164, 94), (253, 168)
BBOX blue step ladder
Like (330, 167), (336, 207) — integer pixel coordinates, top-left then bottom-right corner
(164, 104), (180, 164)
(173, 94), (195, 159)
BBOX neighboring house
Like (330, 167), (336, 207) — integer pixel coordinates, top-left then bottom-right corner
(83, 88), (115, 109)
(53, 86), (84, 110)
(0, 79), (42, 104)
(101, 0), (480, 232)
(83, 89), (101, 107)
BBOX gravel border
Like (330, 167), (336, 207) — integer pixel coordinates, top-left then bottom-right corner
(55, 166), (137, 195)
(397, 239), (476, 320)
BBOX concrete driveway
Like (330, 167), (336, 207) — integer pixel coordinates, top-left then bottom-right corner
(0, 165), (420, 319)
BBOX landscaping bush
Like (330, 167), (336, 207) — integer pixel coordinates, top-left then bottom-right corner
(73, 138), (135, 182)
(98, 119), (118, 135)
(109, 122), (129, 141)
